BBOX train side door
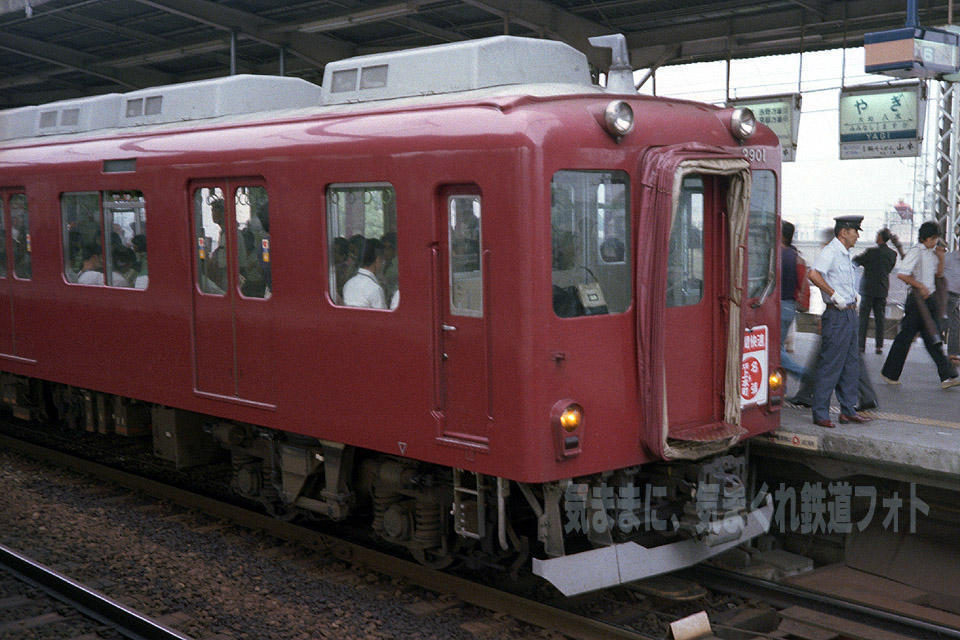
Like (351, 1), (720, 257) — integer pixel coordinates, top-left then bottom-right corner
(433, 188), (490, 446)
(190, 181), (276, 406)
(663, 174), (723, 430)
(0, 191), (13, 356)
(0, 190), (32, 360)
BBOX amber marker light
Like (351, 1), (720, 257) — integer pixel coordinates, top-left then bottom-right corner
(768, 368), (785, 394)
(560, 404), (584, 432)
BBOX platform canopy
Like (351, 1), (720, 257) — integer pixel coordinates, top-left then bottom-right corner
(1, 0), (957, 108)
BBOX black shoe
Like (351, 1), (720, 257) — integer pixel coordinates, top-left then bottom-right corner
(855, 402), (877, 412)
(788, 396), (811, 408)
(875, 347), (883, 354)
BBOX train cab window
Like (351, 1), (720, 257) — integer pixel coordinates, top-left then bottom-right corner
(449, 195), (482, 316)
(194, 187), (227, 295)
(10, 194), (30, 280)
(326, 183), (398, 310)
(666, 177), (705, 307)
(551, 170), (630, 318)
(235, 186), (271, 299)
(746, 171), (777, 299)
(61, 191), (147, 288)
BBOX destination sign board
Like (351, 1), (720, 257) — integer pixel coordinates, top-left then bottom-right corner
(728, 93), (801, 162)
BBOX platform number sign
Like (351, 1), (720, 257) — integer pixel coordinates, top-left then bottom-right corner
(740, 326), (768, 407)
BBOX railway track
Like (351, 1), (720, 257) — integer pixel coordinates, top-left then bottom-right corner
(1, 425), (952, 640)
(690, 565), (960, 640)
(0, 541), (193, 640)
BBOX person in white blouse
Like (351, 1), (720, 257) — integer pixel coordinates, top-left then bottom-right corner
(881, 221), (959, 389)
(342, 238), (387, 310)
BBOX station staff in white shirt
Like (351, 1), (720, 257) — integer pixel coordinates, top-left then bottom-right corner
(881, 221), (960, 388)
(807, 215), (869, 427)
(342, 238), (387, 310)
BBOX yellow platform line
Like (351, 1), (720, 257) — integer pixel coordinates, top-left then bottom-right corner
(872, 411), (960, 431)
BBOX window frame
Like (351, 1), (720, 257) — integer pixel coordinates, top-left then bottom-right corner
(61, 189), (147, 290)
(325, 182), (398, 311)
(550, 169), (632, 319)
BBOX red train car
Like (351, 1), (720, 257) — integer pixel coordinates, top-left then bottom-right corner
(0, 35), (781, 595)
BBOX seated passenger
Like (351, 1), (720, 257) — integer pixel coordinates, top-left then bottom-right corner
(113, 246), (138, 287)
(77, 246), (104, 285)
(381, 231), (398, 301)
(342, 238), (386, 309)
(132, 234), (148, 278)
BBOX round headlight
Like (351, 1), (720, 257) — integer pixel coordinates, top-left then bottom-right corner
(603, 100), (634, 137)
(730, 107), (756, 141)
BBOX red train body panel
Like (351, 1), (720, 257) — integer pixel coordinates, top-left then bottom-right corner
(0, 35), (782, 594)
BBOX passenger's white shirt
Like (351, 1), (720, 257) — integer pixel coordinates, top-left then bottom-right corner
(77, 270), (104, 285)
(812, 237), (858, 306)
(897, 244), (939, 291)
(342, 268), (386, 309)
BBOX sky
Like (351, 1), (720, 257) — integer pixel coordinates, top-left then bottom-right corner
(635, 47), (934, 243)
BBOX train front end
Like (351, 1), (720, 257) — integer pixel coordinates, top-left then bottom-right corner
(513, 37), (783, 595)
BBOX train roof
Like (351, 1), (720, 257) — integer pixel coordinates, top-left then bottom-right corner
(0, 35), (604, 147)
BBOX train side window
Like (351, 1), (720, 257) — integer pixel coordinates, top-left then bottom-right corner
(62, 192), (104, 285)
(666, 176), (704, 307)
(326, 183), (398, 310)
(61, 191), (146, 288)
(193, 187), (227, 296)
(235, 186), (270, 299)
(103, 191), (147, 288)
(10, 194), (30, 280)
(551, 170), (631, 318)
(746, 171), (777, 299)
(449, 195), (482, 316)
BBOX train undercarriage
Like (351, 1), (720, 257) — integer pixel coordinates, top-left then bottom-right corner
(1, 373), (772, 595)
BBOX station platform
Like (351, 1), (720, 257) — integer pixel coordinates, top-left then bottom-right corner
(751, 332), (960, 491)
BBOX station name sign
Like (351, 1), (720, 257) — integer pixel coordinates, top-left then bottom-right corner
(838, 82), (925, 160)
(727, 93), (801, 162)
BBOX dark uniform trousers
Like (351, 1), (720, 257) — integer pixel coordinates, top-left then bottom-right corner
(882, 292), (959, 382)
(812, 306), (860, 421)
(858, 295), (887, 351)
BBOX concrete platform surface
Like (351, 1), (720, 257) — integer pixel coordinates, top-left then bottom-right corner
(755, 332), (960, 488)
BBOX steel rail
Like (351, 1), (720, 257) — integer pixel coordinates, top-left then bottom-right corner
(0, 432), (652, 640)
(690, 565), (960, 640)
(0, 541), (195, 640)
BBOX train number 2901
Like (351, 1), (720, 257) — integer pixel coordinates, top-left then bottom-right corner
(742, 147), (767, 164)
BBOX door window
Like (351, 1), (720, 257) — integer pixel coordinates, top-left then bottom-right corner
(194, 187), (227, 295)
(448, 195), (482, 316)
(10, 194), (30, 280)
(666, 176), (705, 307)
(235, 186), (271, 299)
